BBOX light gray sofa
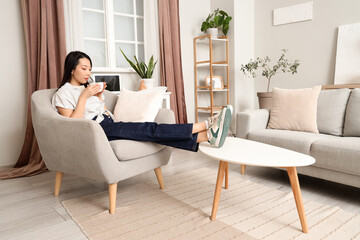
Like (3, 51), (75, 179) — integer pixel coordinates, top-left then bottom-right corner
(236, 87), (360, 188)
(32, 89), (174, 213)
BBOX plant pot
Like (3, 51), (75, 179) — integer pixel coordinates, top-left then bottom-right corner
(142, 78), (155, 89)
(257, 92), (272, 109)
(207, 28), (219, 38)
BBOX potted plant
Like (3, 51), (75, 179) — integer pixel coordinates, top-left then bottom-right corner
(201, 8), (232, 37)
(240, 49), (300, 109)
(120, 49), (157, 89)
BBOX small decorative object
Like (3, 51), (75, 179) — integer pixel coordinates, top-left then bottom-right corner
(205, 76), (224, 90)
(201, 8), (232, 37)
(120, 49), (157, 89)
(240, 49), (300, 108)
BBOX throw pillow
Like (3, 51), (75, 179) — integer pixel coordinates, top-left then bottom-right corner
(317, 88), (351, 136)
(343, 88), (360, 137)
(113, 88), (166, 122)
(267, 86), (322, 133)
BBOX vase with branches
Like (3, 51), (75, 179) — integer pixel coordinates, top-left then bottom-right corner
(240, 49), (300, 92)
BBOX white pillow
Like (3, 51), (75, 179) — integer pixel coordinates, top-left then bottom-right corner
(113, 88), (166, 122)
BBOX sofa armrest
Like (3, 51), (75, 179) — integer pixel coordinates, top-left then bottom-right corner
(154, 108), (176, 124)
(236, 109), (270, 139)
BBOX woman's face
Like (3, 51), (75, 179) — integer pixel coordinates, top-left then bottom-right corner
(70, 58), (92, 86)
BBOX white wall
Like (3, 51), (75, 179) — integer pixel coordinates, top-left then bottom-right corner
(179, 0), (211, 123)
(0, 0), (27, 167)
(254, 0), (360, 99)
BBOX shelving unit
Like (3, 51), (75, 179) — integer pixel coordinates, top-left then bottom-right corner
(194, 34), (230, 122)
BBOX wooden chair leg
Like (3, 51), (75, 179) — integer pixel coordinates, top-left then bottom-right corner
(109, 183), (117, 214)
(54, 172), (64, 197)
(240, 164), (246, 175)
(154, 167), (165, 190)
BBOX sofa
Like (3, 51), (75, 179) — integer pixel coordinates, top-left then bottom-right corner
(236, 85), (360, 188)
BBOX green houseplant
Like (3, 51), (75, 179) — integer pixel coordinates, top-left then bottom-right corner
(120, 49), (157, 79)
(201, 8), (232, 37)
(240, 49), (300, 108)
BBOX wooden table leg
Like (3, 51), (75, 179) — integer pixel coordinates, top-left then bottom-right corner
(225, 162), (229, 189)
(287, 167), (308, 233)
(210, 161), (227, 221)
(240, 164), (246, 175)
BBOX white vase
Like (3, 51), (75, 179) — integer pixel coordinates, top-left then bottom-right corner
(207, 28), (219, 38)
(142, 78), (155, 89)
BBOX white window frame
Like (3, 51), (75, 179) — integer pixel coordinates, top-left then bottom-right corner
(64, 0), (158, 77)
(65, 0), (144, 73)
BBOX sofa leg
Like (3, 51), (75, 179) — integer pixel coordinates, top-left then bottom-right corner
(109, 183), (117, 214)
(154, 167), (165, 190)
(240, 165), (246, 175)
(54, 172), (64, 196)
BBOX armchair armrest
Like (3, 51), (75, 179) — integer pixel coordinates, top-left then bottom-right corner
(35, 114), (119, 182)
(154, 108), (175, 124)
(236, 109), (270, 139)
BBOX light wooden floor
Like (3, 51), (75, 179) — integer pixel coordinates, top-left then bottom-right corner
(1, 148), (359, 240)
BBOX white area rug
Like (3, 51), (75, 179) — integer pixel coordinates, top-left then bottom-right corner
(62, 168), (360, 240)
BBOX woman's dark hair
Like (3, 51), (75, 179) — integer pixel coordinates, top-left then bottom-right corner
(58, 51), (92, 89)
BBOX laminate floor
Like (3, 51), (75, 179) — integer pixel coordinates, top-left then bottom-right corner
(1, 149), (359, 240)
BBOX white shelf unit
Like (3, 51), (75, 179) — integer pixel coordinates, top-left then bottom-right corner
(194, 34), (230, 122)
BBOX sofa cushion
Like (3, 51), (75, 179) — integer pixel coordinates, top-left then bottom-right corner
(267, 86), (321, 133)
(248, 129), (328, 155)
(317, 88), (351, 136)
(310, 136), (360, 176)
(343, 88), (360, 137)
(110, 140), (165, 161)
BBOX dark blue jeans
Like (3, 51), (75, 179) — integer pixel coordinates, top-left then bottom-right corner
(98, 115), (199, 152)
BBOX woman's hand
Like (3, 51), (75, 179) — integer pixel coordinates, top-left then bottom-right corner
(81, 84), (101, 99)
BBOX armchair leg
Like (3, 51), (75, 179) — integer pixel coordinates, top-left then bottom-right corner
(240, 164), (246, 175)
(154, 167), (165, 190)
(109, 183), (117, 214)
(54, 172), (64, 196)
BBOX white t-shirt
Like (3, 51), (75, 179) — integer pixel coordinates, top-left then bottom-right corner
(51, 82), (113, 123)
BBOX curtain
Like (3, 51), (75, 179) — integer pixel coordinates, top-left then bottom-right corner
(158, 0), (188, 124)
(0, 0), (66, 179)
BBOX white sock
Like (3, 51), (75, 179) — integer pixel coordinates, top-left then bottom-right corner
(205, 120), (209, 129)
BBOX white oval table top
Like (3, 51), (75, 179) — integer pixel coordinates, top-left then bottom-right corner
(199, 137), (315, 167)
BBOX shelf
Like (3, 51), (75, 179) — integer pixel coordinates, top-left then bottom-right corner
(197, 38), (228, 44)
(196, 63), (228, 68)
(197, 88), (229, 92)
(197, 106), (224, 113)
(195, 35), (228, 43)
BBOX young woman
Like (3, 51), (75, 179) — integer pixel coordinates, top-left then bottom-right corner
(52, 51), (232, 152)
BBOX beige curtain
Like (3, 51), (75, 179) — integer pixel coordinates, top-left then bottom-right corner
(0, 0), (66, 179)
(158, 0), (188, 124)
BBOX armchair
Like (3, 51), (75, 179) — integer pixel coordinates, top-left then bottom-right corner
(31, 89), (174, 214)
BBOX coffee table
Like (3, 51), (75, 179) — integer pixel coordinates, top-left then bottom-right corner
(199, 137), (315, 233)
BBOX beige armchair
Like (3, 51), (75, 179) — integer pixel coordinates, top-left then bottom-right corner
(31, 89), (174, 214)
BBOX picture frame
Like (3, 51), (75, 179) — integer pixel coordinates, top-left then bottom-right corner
(92, 74), (121, 94)
(205, 76), (224, 90)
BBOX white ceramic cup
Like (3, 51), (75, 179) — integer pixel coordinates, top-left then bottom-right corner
(94, 82), (104, 92)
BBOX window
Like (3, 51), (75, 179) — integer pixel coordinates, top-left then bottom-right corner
(81, 0), (144, 71)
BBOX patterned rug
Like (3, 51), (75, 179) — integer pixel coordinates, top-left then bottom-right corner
(62, 168), (360, 240)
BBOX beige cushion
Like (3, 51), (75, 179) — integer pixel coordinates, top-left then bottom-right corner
(267, 86), (321, 133)
(343, 88), (360, 136)
(110, 140), (165, 161)
(113, 88), (166, 122)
